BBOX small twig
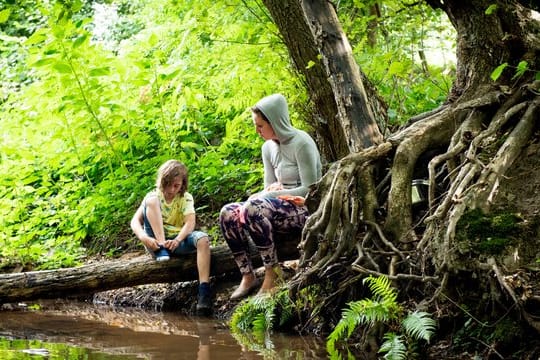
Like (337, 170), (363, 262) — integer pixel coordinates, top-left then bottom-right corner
(488, 257), (520, 305)
(471, 337), (504, 359)
(363, 220), (406, 259)
(351, 263), (439, 282)
(353, 236), (380, 271)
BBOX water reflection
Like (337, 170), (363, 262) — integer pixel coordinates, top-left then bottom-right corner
(0, 301), (328, 359)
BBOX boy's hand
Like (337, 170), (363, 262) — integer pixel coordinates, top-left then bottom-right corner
(164, 239), (180, 251)
(142, 236), (160, 251)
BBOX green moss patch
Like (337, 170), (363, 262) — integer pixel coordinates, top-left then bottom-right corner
(456, 208), (522, 255)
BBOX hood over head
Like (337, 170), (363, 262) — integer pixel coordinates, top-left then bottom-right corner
(255, 94), (296, 143)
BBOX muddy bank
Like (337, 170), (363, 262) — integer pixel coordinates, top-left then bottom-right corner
(91, 259), (299, 319)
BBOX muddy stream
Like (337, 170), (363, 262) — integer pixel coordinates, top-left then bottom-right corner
(0, 300), (329, 359)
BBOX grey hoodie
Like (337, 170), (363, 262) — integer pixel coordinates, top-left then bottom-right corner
(256, 94), (322, 198)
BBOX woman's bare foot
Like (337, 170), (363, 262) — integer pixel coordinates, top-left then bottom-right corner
(257, 266), (280, 295)
(230, 272), (258, 300)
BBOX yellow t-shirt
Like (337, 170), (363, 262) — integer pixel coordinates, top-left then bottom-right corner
(147, 190), (195, 239)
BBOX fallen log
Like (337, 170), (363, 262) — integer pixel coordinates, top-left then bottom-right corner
(0, 236), (301, 304)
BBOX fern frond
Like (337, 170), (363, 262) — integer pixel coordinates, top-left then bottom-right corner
(364, 275), (398, 303)
(251, 293), (274, 309)
(230, 300), (258, 332)
(252, 312), (269, 333)
(361, 300), (395, 325)
(379, 332), (407, 360)
(275, 288), (294, 327)
(327, 297), (395, 353)
(402, 311), (437, 342)
(327, 309), (356, 348)
(230, 293), (278, 333)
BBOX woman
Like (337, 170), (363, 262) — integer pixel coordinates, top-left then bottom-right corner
(130, 159), (212, 314)
(220, 94), (322, 300)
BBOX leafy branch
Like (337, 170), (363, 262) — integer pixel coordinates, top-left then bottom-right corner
(58, 37), (126, 173)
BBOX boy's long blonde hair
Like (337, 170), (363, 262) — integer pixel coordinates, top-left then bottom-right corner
(156, 160), (188, 196)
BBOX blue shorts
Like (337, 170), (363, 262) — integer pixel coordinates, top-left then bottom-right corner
(170, 230), (207, 255)
(143, 204), (207, 256)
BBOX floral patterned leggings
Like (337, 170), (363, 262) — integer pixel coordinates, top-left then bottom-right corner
(219, 197), (309, 275)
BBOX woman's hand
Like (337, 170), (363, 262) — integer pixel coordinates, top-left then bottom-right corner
(266, 182), (283, 192)
(277, 195), (305, 206)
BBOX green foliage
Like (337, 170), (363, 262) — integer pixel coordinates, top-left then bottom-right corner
(0, 0), (298, 269)
(338, 1), (455, 125)
(0, 0), (47, 102)
(326, 276), (436, 360)
(491, 63), (508, 81)
(0, 336), (129, 359)
(485, 4), (498, 15)
(491, 60), (539, 82)
(401, 311), (436, 342)
(379, 333), (407, 360)
(456, 208), (522, 255)
(327, 276), (401, 354)
(229, 288), (294, 334)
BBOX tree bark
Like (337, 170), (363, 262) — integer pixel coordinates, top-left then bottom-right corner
(428, 0), (540, 100)
(300, 0), (384, 152)
(0, 239), (300, 304)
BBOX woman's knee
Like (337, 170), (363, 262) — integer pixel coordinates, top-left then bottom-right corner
(242, 199), (264, 220)
(219, 203), (238, 222)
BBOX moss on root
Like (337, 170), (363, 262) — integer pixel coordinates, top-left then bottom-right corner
(456, 208), (522, 256)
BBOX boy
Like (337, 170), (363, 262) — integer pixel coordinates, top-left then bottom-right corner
(131, 160), (212, 314)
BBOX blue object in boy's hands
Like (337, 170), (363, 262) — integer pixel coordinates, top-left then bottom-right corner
(154, 245), (170, 261)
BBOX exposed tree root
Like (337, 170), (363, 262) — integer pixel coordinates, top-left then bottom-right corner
(290, 80), (540, 335)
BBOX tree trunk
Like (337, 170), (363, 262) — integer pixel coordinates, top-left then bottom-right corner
(0, 239), (300, 304)
(300, 0), (384, 152)
(262, 0), (385, 159)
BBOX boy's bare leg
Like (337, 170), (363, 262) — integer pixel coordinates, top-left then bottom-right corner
(196, 236), (211, 283)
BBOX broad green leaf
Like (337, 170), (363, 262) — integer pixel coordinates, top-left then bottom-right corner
(31, 57), (57, 67)
(72, 0), (83, 13)
(25, 29), (49, 46)
(485, 4), (498, 15)
(0, 9), (11, 24)
(162, 68), (181, 81)
(53, 62), (73, 74)
(490, 63), (508, 81)
(512, 60), (528, 79)
(22, 175), (40, 185)
(148, 33), (159, 47)
(388, 61), (405, 76)
(72, 34), (88, 48)
(89, 67), (111, 77)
